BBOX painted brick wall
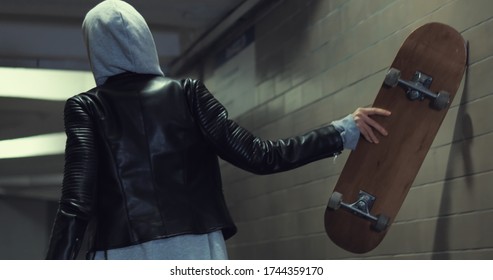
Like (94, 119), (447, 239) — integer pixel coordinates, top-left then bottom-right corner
(193, 0), (493, 259)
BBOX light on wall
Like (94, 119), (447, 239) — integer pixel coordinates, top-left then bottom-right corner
(0, 67), (95, 100)
(0, 67), (95, 158)
(0, 132), (66, 159)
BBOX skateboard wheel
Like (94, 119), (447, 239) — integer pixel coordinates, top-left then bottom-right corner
(384, 68), (400, 88)
(372, 215), (390, 232)
(431, 90), (450, 110)
(328, 192), (343, 210)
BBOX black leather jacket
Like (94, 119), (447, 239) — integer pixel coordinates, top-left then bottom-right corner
(46, 73), (343, 259)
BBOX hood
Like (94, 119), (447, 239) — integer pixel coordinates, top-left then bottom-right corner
(82, 0), (164, 86)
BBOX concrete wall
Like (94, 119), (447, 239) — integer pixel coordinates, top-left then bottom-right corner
(0, 197), (56, 259)
(192, 0), (493, 259)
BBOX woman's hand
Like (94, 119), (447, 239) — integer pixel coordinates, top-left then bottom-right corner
(352, 107), (391, 144)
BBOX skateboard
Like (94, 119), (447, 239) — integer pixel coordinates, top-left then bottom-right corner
(324, 22), (467, 254)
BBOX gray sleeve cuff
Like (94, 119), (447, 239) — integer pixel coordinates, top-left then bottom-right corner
(331, 114), (360, 150)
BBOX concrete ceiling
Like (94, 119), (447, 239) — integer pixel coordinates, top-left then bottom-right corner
(0, 0), (261, 201)
(0, 0), (253, 71)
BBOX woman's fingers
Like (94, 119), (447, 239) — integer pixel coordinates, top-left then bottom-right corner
(352, 107), (391, 144)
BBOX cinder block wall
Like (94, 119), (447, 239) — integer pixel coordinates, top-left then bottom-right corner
(0, 197), (55, 259)
(190, 0), (493, 259)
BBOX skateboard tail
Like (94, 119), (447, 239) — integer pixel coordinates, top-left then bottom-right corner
(325, 209), (389, 254)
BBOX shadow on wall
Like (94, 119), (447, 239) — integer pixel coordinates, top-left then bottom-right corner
(431, 60), (475, 259)
(255, 0), (338, 91)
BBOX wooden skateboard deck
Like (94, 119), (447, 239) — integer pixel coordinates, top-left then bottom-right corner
(324, 23), (467, 254)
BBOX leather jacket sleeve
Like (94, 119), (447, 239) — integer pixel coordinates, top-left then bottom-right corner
(46, 96), (98, 259)
(186, 79), (344, 175)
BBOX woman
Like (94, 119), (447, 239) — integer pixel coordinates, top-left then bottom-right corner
(46, 0), (390, 260)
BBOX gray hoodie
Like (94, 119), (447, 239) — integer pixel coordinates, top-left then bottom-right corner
(82, 0), (164, 86)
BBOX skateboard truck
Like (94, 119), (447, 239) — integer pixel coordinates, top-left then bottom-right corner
(327, 191), (390, 232)
(384, 67), (451, 110)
